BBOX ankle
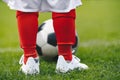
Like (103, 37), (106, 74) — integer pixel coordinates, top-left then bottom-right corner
(58, 44), (72, 61)
(23, 48), (38, 64)
(63, 55), (72, 61)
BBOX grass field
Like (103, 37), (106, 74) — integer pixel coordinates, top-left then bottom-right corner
(0, 0), (120, 80)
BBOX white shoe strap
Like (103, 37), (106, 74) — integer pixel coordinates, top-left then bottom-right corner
(19, 55), (24, 65)
(73, 55), (80, 62)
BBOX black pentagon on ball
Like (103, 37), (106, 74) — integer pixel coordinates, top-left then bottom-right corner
(38, 23), (45, 32)
(36, 44), (42, 56)
(47, 33), (57, 47)
(72, 36), (78, 48)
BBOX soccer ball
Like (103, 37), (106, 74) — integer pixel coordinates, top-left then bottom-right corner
(36, 19), (79, 60)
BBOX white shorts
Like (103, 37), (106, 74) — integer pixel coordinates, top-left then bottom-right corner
(3, 0), (82, 12)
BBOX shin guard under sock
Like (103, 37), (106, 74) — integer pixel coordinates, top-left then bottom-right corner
(16, 11), (39, 64)
(52, 9), (76, 61)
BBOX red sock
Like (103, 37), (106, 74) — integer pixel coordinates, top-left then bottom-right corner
(52, 9), (76, 61)
(16, 11), (39, 64)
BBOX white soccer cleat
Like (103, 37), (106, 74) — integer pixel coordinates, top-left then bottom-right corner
(19, 55), (40, 75)
(56, 55), (88, 73)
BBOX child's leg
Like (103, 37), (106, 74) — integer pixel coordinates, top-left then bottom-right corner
(52, 9), (76, 61)
(16, 11), (39, 64)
